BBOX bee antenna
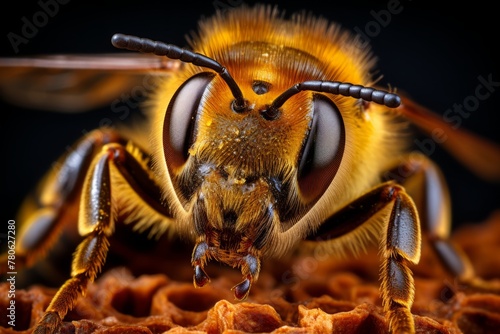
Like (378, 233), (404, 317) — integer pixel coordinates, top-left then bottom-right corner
(111, 33), (247, 112)
(269, 80), (401, 112)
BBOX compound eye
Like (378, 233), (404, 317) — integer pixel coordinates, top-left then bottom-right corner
(297, 94), (345, 202)
(163, 73), (214, 171)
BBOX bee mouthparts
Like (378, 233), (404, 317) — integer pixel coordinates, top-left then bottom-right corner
(191, 241), (261, 300)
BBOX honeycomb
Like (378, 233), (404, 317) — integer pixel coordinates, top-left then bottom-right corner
(1, 211), (500, 333)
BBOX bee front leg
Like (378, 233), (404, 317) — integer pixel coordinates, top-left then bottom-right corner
(384, 153), (500, 292)
(33, 140), (171, 334)
(307, 182), (421, 333)
(33, 142), (116, 334)
(0, 130), (121, 279)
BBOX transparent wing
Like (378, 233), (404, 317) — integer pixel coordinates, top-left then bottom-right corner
(0, 54), (179, 113)
(396, 94), (500, 182)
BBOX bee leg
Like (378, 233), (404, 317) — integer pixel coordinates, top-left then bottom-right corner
(384, 153), (500, 292)
(33, 142), (117, 334)
(307, 182), (421, 333)
(0, 129), (121, 281)
(33, 141), (170, 334)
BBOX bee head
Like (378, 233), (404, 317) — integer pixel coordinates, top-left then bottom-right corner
(111, 33), (402, 300)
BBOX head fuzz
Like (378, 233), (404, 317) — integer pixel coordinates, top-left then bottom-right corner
(111, 33), (401, 113)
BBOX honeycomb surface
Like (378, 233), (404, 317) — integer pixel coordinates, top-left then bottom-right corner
(1, 212), (500, 333)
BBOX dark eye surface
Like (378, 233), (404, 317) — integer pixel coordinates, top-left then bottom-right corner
(297, 94), (345, 202)
(163, 73), (214, 171)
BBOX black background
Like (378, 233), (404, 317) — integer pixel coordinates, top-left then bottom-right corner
(1, 0), (499, 233)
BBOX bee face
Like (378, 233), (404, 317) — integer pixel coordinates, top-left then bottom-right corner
(151, 6), (399, 290)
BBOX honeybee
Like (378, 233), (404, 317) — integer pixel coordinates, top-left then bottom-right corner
(1, 3), (499, 334)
